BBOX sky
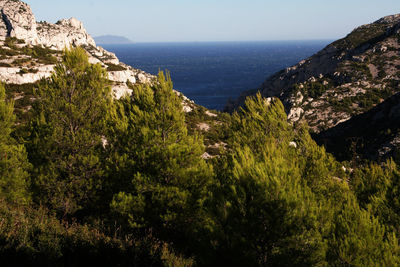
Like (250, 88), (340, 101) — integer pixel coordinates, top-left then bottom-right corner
(24, 0), (400, 43)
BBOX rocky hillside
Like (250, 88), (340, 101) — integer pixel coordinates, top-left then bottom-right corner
(0, 0), (157, 112)
(233, 14), (400, 133)
(230, 14), (400, 161)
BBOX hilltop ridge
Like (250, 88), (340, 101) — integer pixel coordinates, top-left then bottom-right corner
(230, 13), (400, 161)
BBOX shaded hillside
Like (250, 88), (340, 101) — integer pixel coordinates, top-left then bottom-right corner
(315, 92), (400, 162)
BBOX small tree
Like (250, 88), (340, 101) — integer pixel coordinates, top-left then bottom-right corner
(0, 83), (30, 204)
(28, 47), (113, 217)
(109, 71), (214, 250)
(328, 194), (400, 265)
(208, 94), (328, 265)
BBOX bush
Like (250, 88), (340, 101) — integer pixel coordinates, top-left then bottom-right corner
(294, 81), (328, 99)
(0, 62), (11, 67)
(18, 68), (39, 75)
(106, 63), (126, 71)
(0, 200), (191, 267)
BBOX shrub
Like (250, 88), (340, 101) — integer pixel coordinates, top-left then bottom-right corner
(106, 63), (126, 71)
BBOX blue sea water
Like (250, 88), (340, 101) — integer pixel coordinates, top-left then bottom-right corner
(101, 41), (330, 110)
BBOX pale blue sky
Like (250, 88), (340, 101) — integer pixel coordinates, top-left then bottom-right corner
(24, 0), (400, 42)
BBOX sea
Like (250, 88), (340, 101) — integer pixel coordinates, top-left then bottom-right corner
(101, 41), (330, 110)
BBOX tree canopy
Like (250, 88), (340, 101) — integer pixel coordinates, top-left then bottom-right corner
(0, 47), (400, 266)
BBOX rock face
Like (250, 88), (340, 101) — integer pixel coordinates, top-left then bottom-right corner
(0, 65), (53, 84)
(0, 0), (39, 44)
(0, 0), (155, 100)
(0, 0), (95, 48)
(36, 18), (96, 50)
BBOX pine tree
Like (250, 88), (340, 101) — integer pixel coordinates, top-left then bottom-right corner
(229, 93), (292, 153)
(205, 94), (330, 265)
(0, 83), (30, 204)
(28, 47), (113, 217)
(351, 160), (400, 230)
(109, 71), (214, 250)
(328, 194), (400, 265)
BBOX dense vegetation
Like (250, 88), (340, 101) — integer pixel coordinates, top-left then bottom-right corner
(1, 47), (400, 266)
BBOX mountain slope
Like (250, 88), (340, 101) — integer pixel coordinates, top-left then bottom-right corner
(0, 0), (221, 157)
(229, 14), (400, 161)
(233, 14), (400, 134)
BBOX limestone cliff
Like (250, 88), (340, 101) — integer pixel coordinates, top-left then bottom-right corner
(0, 0), (223, 160)
(0, 0), (154, 100)
(36, 18), (96, 50)
(0, 0), (38, 44)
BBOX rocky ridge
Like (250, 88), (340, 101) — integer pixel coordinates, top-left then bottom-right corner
(0, 0), (155, 100)
(233, 14), (400, 133)
(282, 15), (399, 132)
(230, 14), (400, 161)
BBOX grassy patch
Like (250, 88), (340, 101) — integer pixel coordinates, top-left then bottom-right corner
(19, 45), (59, 65)
(19, 68), (39, 75)
(12, 57), (31, 66)
(1, 37), (59, 65)
(0, 46), (19, 57)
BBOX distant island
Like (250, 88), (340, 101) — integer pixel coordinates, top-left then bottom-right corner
(94, 35), (134, 44)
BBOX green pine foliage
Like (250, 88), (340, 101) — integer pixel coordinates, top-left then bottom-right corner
(351, 160), (400, 231)
(108, 71), (214, 251)
(1, 47), (400, 265)
(205, 94), (330, 265)
(0, 199), (191, 267)
(210, 146), (328, 266)
(27, 47), (113, 217)
(0, 83), (30, 205)
(328, 195), (400, 265)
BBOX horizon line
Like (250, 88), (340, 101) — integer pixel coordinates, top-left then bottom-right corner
(95, 38), (336, 45)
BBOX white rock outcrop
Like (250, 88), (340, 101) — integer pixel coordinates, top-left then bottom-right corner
(108, 70), (137, 84)
(0, 0), (39, 44)
(287, 107), (304, 122)
(36, 18), (96, 50)
(0, 65), (53, 83)
(0, 0), (95, 49)
(112, 85), (133, 100)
